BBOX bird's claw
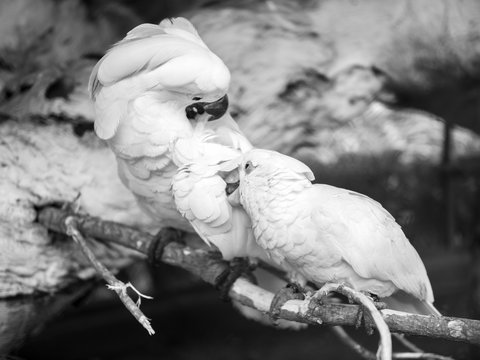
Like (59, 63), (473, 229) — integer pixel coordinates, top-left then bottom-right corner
(307, 282), (339, 312)
(269, 283), (305, 323)
(147, 227), (184, 265)
(354, 305), (375, 333)
(214, 257), (257, 301)
(314, 288), (331, 305)
(357, 292), (385, 311)
(351, 292), (386, 333)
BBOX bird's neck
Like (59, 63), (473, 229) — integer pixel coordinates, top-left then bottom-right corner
(241, 176), (311, 226)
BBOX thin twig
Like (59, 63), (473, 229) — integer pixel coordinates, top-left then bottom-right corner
(331, 326), (376, 360)
(37, 207), (480, 345)
(309, 283), (392, 360)
(330, 326), (455, 360)
(393, 333), (424, 353)
(64, 216), (155, 335)
(393, 353), (455, 360)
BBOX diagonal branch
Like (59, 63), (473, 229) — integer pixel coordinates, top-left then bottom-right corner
(37, 207), (480, 346)
(65, 216), (155, 335)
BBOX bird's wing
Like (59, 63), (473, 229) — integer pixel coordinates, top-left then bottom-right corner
(173, 161), (265, 261)
(110, 97), (194, 207)
(106, 94), (192, 160)
(310, 184), (434, 302)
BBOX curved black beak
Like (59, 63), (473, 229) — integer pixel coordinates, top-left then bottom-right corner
(185, 95), (229, 121)
(204, 94), (229, 121)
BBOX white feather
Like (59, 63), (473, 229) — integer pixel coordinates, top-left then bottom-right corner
(239, 149), (438, 315)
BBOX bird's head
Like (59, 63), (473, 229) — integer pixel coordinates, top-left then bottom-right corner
(154, 45), (231, 122)
(239, 149), (315, 186)
(226, 149), (315, 199)
(89, 17), (231, 139)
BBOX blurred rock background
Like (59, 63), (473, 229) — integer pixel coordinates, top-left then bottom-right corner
(1, 0), (480, 359)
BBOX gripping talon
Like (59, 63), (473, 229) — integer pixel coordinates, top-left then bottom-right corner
(307, 282), (352, 316)
(349, 291), (383, 333)
(269, 283), (305, 322)
(354, 304), (375, 334)
(214, 257), (257, 301)
(309, 283), (339, 307)
(147, 227), (183, 265)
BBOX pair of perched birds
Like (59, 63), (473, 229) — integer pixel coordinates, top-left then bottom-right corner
(89, 17), (439, 317)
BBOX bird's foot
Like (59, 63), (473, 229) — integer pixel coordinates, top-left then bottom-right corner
(107, 281), (153, 307)
(353, 292), (386, 334)
(214, 257), (257, 301)
(358, 292), (385, 311)
(269, 283), (306, 322)
(147, 227), (184, 265)
(307, 282), (343, 310)
(306, 282), (359, 323)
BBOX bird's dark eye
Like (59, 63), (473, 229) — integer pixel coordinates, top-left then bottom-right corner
(192, 96), (202, 101)
(244, 161), (253, 174)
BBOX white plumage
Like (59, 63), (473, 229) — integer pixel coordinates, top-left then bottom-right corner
(236, 149), (439, 315)
(88, 18), (288, 326)
(88, 18), (237, 231)
(170, 121), (274, 262)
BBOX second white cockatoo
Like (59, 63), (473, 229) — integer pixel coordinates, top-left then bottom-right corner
(232, 149), (440, 316)
(88, 17), (246, 232)
(170, 124), (265, 261)
(171, 132), (306, 329)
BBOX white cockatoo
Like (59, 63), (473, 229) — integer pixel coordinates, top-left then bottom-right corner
(170, 124), (266, 261)
(232, 149), (440, 316)
(87, 17), (249, 232)
(87, 16), (304, 328)
(87, 18), (285, 325)
(171, 134), (306, 329)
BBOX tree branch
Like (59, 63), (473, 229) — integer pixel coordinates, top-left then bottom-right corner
(64, 216), (155, 335)
(310, 283), (392, 360)
(331, 326), (455, 360)
(331, 326), (377, 360)
(37, 207), (480, 346)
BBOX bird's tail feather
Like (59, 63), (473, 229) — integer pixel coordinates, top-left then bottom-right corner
(383, 291), (441, 316)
